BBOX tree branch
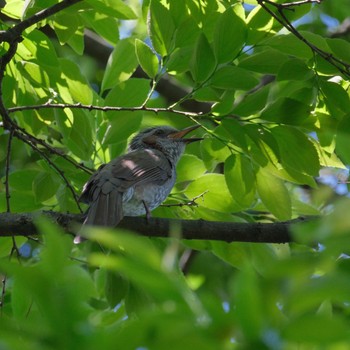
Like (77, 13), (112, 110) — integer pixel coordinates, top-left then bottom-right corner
(4, 129), (13, 212)
(7, 102), (204, 119)
(278, 0), (322, 8)
(0, 0), (82, 44)
(0, 211), (308, 243)
(257, 0), (350, 78)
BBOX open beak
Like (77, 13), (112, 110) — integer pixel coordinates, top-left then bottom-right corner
(168, 124), (203, 143)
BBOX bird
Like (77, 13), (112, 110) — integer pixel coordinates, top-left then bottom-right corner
(75, 124), (202, 242)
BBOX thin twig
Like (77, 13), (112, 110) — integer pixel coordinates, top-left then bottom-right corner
(14, 131), (83, 213)
(0, 0), (83, 44)
(8, 102), (203, 118)
(0, 275), (6, 316)
(4, 129), (14, 213)
(162, 191), (209, 208)
(278, 0), (322, 8)
(257, 0), (350, 78)
(11, 122), (93, 174)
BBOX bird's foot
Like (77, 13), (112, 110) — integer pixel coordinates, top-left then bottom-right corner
(142, 201), (152, 223)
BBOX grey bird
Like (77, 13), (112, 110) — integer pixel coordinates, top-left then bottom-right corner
(75, 125), (202, 241)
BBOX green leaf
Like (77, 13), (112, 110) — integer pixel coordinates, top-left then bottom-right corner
(200, 137), (231, 169)
(263, 34), (313, 60)
(23, 30), (59, 68)
(80, 11), (119, 46)
(102, 115), (142, 149)
(260, 97), (312, 125)
(256, 167), (292, 221)
(213, 4), (247, 63)
(103, 79), (150, 147)
(85, 0), (137, 19)
(65, 25), (85, 55)
(233, 266), (264, 340)
(283, 314), (350, 344)
(166, 46), (193, 74)
(56, 185), (78, 212)
(105, 78), (151, 107)
(53, 12), (80, 44)
(148, 0), (175, 56)
(59, 58), (93, 104)
(327, 38), (350, 62)
(105, 271), (129, 308)
(20, 61), (50, 86)
(232, 84), (270, 117)
(33, 171), (60, 203)
(246, 5), (281, 44)
(2, 0), (24, 19)
(101, 38), (138, 92)
(174, 17), (200, 47)
(302, 31), (330, 52)
(321, 81), (350, 115)
(11, 276), (34, 319)
(135, 39), (159, 78)
(211, 90), (235, 116)
(224, 154), (256, 210)
(176, 154), (206, 183)
(190, 33), (216, 83)
(0, 237), (27, 258)
(8, 169), (39, 191)
(67, 109), (94, 160)
(271, 125), (320, 176)
(336, 113), (350, 164)
(312, 140), (346, 169)
(186, 174), (241, 213)
(221, 119), (249, 152)
(210, 66), (259, 90)
(238, 48), (289, 73)
(277, 58), (314, 81)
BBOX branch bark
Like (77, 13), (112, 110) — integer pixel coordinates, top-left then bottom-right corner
(0, 211), (307, 243)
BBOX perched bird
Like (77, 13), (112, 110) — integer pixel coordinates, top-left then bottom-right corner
(75, 125), (202, 241)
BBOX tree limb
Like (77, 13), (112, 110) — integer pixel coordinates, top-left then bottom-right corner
(0, 211), (309, 243)
(257, 0), (350, 78)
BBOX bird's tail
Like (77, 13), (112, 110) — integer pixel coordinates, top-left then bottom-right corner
(74, 190), (123, 244)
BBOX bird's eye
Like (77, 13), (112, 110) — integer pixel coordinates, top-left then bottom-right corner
(153, 129), (165, 136)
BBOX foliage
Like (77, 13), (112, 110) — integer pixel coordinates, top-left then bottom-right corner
(1, 0), (350, 348)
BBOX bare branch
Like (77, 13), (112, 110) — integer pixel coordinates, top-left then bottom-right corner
(278, 0), (322, 8)
(162, 191), (209, 208)
(0, 0), (83, 44)
(0, 211), (309, 244)
(4, 129), (13, 212)
(12, 123), (93, 174)
(257, 0), (350, 78)
(8, 102), (204, 119)
(14, 132), (83, 213)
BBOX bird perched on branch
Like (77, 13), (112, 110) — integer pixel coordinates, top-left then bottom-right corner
(75, 124), (202, 242)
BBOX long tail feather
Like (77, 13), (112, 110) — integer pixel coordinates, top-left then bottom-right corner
(74, 190), (123, 243)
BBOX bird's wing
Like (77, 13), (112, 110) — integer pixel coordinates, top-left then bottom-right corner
(110, 149), (173, 190)
(79, 149), (172, 227)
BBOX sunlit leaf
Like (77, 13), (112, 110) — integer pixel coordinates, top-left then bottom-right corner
(101, 38), (138, 92)
(135, 39), (159, 78)
(186, 174), (241, 213)
(224, 154), (256, 209)
(256, 167), (292, 220)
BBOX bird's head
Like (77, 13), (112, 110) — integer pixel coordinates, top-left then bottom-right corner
(129, 125), (202, 163)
